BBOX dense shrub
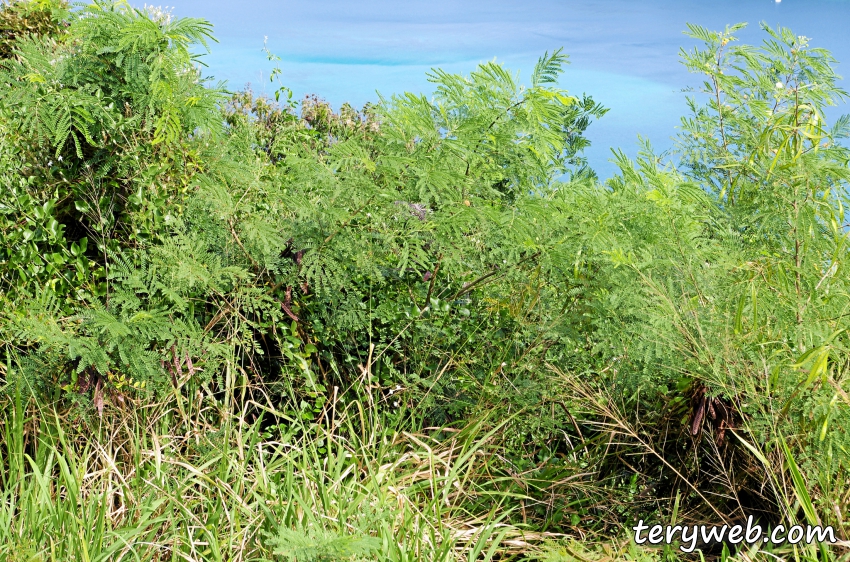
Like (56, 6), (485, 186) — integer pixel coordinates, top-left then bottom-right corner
(0, 0), (68, 59)
(0, 0), (224, 307)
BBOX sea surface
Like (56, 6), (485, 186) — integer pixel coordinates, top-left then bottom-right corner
(169, 0), (850, 179)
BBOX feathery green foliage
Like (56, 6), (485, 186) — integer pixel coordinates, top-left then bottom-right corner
(0, 0), (68, 59)
(0, 0), (223, 306)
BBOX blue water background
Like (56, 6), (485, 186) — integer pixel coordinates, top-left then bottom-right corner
(168, 0), (850, 179)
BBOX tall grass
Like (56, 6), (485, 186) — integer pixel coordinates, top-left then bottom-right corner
(0, 377), (566, 562)
(3, 362), (848, 562)
(2, 370), (847, 561)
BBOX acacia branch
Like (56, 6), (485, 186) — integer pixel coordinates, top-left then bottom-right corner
(450, 251), (541, 301)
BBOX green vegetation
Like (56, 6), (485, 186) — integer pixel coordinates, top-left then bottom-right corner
(1, 1), (848, 560)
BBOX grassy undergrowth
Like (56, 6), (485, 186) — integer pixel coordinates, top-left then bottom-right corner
(2, 376), (844, 561)
(1, 380), (549, 561)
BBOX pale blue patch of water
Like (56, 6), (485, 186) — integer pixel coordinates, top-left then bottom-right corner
(172, 0), (850, 179)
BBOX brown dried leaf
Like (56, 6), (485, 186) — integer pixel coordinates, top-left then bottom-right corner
(94, 380), (104, 417)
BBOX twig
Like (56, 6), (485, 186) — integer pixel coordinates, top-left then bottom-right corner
(424, 254), (442, 308)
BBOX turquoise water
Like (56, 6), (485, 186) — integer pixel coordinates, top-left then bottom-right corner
(170, 0), (850, 179)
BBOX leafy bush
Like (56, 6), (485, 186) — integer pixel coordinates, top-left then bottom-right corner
(0, 0), (68, 60)
(0, 0), (223, 305)
(547, 22), (850, 542)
